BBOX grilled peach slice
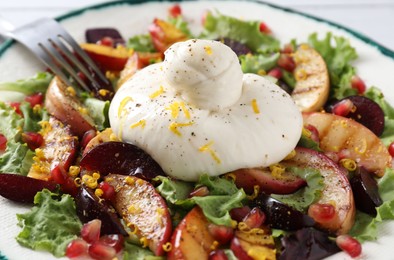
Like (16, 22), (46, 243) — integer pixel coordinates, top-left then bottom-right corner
(303, 112), (391, 177)
(83, 128), (117, 155)
(27, 116), (78, 181)
(291, 44), (329, 112)
(284, 147), (355, 234)
(167, 207), (216, 260)
(45, 76), (95, 137)
(104, 174), (171, 256)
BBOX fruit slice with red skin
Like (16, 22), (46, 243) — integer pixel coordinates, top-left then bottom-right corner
(80, 141), (165, 180)
(105, 174), (171, 256)
(45, 77), (96, 137)
(230, 228), (276, 260)
(231, 167), (306, 194)
(27, 116), (79, 181)
(291, 44), (330, 112)
(148, 18), (188, 53)
(0, 173), (57, 203)
(286, 147), (355, 234)
(83, 128), (116, 155)
(75, 186), (128, 236)
(303, 112), (391, 177)
(167, 207), (216, 260)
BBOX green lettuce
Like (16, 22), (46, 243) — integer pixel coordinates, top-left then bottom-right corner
(83, 98), (110, 131)
(0, 72), (52, 96)
(308, 32), (358, 99)
(349, 168), (394, 242)
(272, 167), (324, 212)
(239, 53), (280, 74)
(127, 34), (156, 53)
(123, 241), (163, 260)
(16, 189), (82, 257)
(155, 174), (246, 226)
(168, 16), (193, 37)
(200, 12), (280, 53)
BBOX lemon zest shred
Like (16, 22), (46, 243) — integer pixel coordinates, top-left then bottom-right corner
(149, 85), (165, 99)
(169, 121), (194, 136)
(251, 99), (260, 114)
(130, 119), (146, 129)
(199, 141), (221, 164)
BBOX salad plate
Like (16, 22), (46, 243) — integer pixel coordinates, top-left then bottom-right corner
(0, 0), (394, 259)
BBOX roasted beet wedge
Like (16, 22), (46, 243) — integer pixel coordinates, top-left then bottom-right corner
(75, 186), (128, 236)
(85, 28), (125, 46)
(218, 37), (251, 55)
(80, 141), (165, 180)
(327, 95), (385, 136)
(0, 173), (57, 203)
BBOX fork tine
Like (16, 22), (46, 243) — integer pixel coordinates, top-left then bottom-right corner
(45, 38), (91, 92)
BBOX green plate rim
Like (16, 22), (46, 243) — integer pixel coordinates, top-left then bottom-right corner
(0, 0), (393, 58)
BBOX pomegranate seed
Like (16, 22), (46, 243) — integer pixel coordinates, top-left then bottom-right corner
(242, 207), (265, 228)
(304, 124), (320, 143)
(230, 206), (251, 222)
(336, 235), (362, 258)
(282, 43), (294, 54)
(332, 99), (355, 117)
(388, 142), (394, 157)
(351, 75), (366, 94)
(25, 93), (43, 107)
(267, 67), (283, 79)
(0, 134), (7, 151)
(98, 182), (116, 203)
(81, 219), (102, 243)
(189, 186), (209, 197)
(50, 165), (68, 185)
(169, 4), (182, 17)
(209, 249), (229, 260)
(66, 238), (88, 258)
(100, 234), (124, 253)
(22, 132), (44, 150)
(81, 129), (97, 149)
(88, 241), (117, 260)
(277, 53), (295, 72)
(9, 102), (22, 116)
(259, 21), (271, 34)
(208, 223), (234, 244)
(97, 36), (115, 47)
(308, 203), (336, 223)
(77, 71), (88, 83)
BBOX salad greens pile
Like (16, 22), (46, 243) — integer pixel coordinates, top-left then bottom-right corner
(1, 5), (394, 260)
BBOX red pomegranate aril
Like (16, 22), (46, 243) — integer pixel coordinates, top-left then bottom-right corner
(0, 134), (7, 151)
(81, 129), (97, 149)
(97, 36), (115, 47)
(189, 186), (209, 197)
(89, 241), (117, 260)
(230, 206), (252, 222)
(277, 53), (296, 72)
(308, 203), (336, 223)
(9, 102), (22, 115)
(169, 4), (182, 17)
(22, 132), (44, 150)
(282, 43), (294, 54)
(208, 223), (234, 245)
(304, 124), (320, 143)
(81, 219), (102, 243)
(66, 238), (89, 258)
(388, 142), (394, 157)
(25, 93), (44, 107)
(336, 234), (362, 258)
(209, 249), (229, 260)
(100, 234), (124, 253)
(50, 165), (68, 185)
(267, 67), (283, 79)
(351, 75), (366, 94)
(99, 181), (116, 202)
(242, 207), (265, 228)
(331, 99), (355, 117)
(259, 21), (271, 34)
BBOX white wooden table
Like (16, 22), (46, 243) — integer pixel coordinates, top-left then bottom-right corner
(0, 0), (393, 50)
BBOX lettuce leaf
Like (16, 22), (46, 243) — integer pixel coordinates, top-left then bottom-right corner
(168, 16), (193, 37)
(308, 32), (358, 99)
(200, 12), (280, 53)
(272, 167), (324, 212)
(83, 98), (110, 131)
(0, 72), (52, 96)
(349, 168), (394, 242)
(239, 53), (280, 74)
(127, 34), (156, 53)
(16, 189), (82, 257)
(123, 241), (163, 260)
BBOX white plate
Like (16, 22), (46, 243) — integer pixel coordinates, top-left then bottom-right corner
(0, 1), (394, 259)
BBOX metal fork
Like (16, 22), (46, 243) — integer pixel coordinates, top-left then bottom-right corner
(0, 17), (111, 96)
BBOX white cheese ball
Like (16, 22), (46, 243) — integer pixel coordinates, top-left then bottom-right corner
(109, 39), (303, 181)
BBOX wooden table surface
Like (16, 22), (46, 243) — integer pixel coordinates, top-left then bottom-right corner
(0, 0), (393, 50)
